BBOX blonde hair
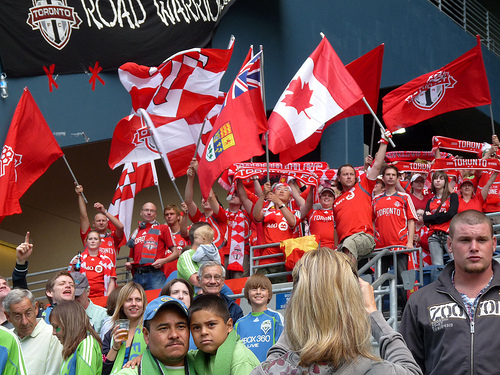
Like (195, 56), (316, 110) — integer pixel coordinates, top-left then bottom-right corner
(194, 225), (214, 243)
(286, 248), (379, 367)
(111, 282), (147, 322)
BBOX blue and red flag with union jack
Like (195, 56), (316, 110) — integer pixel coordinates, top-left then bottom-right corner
(198, 49), (267, 199)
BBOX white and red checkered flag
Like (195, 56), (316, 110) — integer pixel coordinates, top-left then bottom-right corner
(108, 38), (234, 177)
(108, 161), (157, 240)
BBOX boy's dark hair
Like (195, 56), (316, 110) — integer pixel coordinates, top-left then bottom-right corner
(189, 222), (211, 244)
(189, 294), (230, 323)
(244, 273), (273, 303)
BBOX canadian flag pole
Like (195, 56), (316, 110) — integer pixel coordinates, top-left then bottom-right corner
(362, 97), (396, 147)
(260, 45), (270, 183)
(138, 108), (184, 203)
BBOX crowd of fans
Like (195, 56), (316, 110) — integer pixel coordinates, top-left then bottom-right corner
(2, 133), (500, 375)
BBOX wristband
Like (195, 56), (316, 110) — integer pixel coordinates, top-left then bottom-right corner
(378, 138), (388, 145)
(104, 209), (108, 214)
(278, 204), (286, 209)
(112, 345), (120, 351)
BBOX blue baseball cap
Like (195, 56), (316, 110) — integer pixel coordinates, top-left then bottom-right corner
(144, 296), (189, 322)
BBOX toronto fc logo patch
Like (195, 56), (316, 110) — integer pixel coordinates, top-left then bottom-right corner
(0, 146), (21, 178)
(27, 0), (82, 50)
(205, 122), (236, 162)
(405, 71), (456, 111)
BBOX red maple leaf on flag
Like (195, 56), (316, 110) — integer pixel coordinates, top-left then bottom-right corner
(282, 77), (313, 119)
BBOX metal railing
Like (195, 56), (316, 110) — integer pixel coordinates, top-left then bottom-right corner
(430, 0), (500, 58)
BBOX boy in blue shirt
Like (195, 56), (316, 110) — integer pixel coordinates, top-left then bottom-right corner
(234, 274), (284, 362)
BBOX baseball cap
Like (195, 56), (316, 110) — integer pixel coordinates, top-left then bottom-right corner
(411, 174), (425, 183)
(70, 272), (89, 297)
(144, 296), (189, 322)
(319, 186), (335, 196)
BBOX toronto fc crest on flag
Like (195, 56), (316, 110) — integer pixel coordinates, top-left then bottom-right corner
(405, 71), (457, 111)
(26, 0), (82, 50)
(205, 122), (236, 162)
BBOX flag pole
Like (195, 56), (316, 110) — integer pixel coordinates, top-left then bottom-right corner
(152, 161), (165, 213)
(490, 104), (496, 135)
(62, 154), (87, 203)
(361, 97), (396, 147)
(369, 118), (376, 155)
(193, 116), (208, 159)
(260, 45), (270, 182)
(138, 108), (184, 203)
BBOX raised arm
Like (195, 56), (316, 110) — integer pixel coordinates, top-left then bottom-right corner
(94, 202), (124, 239)
(253, 182), (270, 222)
(367, 133), (389, 180)
(75, 184), (90, 233)
(236, 179), (254, 215)
(179, 202), (189, 239)
(184, 158), (199, 217)
(289, 180), (305, 207)
(481, 171), (499, 201)
(300, 185), (316, 218)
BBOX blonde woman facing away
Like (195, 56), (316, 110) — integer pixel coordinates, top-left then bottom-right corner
(251, 248), (422, 375)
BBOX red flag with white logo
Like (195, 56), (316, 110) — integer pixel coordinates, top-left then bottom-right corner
(0, 88), (63, 221)
(108, 41), (234, 177)
(279, 44), (384, 163)
(382, 36), (491, 132)
(267, 37), (364, 155)
(108, 161), (157, 240)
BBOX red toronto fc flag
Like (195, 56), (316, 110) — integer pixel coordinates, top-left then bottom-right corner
(280, 44), (384, 163)
(109, 40), (234, 177)
(267, 37), (364, 155)
(0, 87), (63, 221)
(108, 161), (157, 240)
(198, 50), (267, 199)
(382, 35), (491, 132)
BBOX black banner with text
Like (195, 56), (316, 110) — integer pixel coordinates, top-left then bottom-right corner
(0, 0), (235, 77)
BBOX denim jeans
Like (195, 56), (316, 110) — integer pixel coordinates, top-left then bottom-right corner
(428, 231), (451, 266)
(132, 269), (166, 290)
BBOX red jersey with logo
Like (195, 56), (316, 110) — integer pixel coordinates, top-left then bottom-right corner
(479, 171), (500, 213)
(306, 208), (335, 249)
(259, 206), (301, 265)
(80, 228), (123, 266)
(79, 251), (116, 299)
(189, 207), (228, 260)
(424, 193), (459, 234)
(333, 175), (376, 243)
(128, 223), (175, 273)
(372, 192), (417, 249)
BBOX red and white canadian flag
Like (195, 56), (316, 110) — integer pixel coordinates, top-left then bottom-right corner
(108, 161), (158, 240)
(109, 40), (234, 177)
(268, 37), (364, 154)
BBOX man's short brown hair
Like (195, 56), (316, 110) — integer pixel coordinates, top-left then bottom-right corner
(45, 270), (73, 304)
(449, 209), (493, 238)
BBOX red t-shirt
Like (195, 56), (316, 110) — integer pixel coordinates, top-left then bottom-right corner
(259, 206), (301, 265)
(372, 191), (417, 248)
(458, 193), (485, 213)
(79, 251), (116, 299)
(333, 175), (376, 243)
(80, 228), (123, 266)
(425, 194), (458, 234)
(306, 208), (335, 249)
(409, 192), (431, 212)
(128, 223), (175, 273)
